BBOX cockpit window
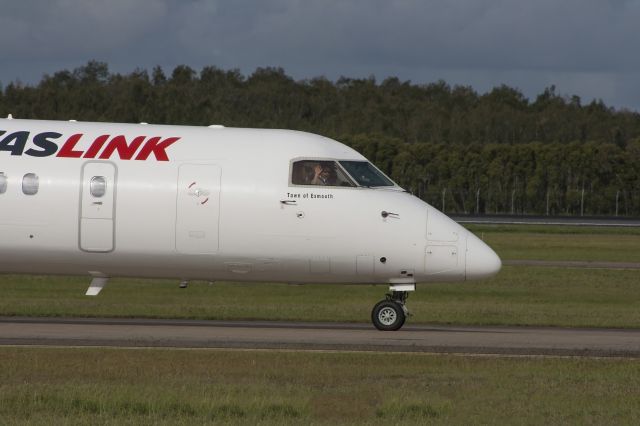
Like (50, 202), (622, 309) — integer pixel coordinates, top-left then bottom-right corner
(291, 160), (355, 187)
(339, 161), (395, 187)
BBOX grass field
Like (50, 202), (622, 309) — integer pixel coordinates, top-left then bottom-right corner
(1, 225), (639, 424)
(1, 347), (638, 425)
(1, 224), (639, 327)
(1, 265), (639, 328)
(466, 224), (640, 262)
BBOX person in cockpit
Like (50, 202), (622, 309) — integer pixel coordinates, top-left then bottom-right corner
(311, 163), (336, 185)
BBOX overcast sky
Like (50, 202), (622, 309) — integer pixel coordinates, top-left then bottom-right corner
(1, 0), (639, 111)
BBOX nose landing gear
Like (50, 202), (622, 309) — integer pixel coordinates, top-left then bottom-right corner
(371, 284), (414, 331)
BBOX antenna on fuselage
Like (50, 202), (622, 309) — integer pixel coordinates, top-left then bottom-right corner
(6, 114), (13, 120)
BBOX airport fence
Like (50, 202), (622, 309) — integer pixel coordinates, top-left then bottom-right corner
(415, 188), (640, 217)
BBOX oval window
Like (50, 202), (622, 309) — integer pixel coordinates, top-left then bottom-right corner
(22, 173), (39, 195)
(0, 173), (6, 194)
(90, 176), (107, 198)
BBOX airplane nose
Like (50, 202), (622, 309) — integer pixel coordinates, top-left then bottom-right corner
(465, 232), (502, 280)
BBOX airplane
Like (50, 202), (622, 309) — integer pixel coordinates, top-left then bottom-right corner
(0, 117), (501, 331)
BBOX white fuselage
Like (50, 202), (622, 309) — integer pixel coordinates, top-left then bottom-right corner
(0, 119), (500, 285)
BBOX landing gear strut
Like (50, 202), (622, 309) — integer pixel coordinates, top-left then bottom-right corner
(371, 284), (414, 331)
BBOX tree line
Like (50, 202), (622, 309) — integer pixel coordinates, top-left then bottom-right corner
(1, 61), (639, 215)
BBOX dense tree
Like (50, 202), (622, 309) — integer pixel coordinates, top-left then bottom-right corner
(1, 62), (639, 215)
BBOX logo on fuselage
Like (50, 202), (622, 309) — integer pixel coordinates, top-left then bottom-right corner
(0, 131), (180, 161)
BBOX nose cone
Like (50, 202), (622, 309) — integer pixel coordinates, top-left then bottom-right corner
(465, 232), (502, 280)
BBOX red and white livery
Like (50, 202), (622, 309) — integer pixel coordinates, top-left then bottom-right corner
(0, 118), (501, 330)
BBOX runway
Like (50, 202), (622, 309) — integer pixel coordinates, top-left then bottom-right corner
(451, 215), (640, 227)
(1, 317), (639, 358)
(503, 259), (640, 270)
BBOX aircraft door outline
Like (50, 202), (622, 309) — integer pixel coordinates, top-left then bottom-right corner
(175, 164), (221, 254)
(79, 161), (117, 253)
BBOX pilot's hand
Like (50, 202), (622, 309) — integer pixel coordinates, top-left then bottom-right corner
(314, 164), (323, 178)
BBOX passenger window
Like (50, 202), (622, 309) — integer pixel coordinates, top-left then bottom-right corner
(291, 160), (354, 187)
(0, 173), (6, 194)
(22, 173), (39, 195)
(90, 176), (107, 198)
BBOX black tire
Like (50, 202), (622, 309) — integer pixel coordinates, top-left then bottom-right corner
(371, 300), (406, 331)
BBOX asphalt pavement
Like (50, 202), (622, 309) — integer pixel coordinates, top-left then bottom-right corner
(1, 317), (638, 358)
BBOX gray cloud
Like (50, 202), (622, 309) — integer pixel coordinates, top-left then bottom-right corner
(0, 0), (167, 58)
(1, 0), (639, 110)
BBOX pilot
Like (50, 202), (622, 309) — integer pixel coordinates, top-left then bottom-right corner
(311, 163), (335, 185)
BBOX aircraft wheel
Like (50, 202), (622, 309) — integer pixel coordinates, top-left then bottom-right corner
(371, 300), (406, 331)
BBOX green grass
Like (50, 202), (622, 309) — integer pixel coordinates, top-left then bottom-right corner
(465, 224), (640, 235)
(1, 265), (639, 328)
(2, 227), (639, 424)
(0, 347), (638, 425)
(465, 224), (640, 262)
(1, 225), (639, 328)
